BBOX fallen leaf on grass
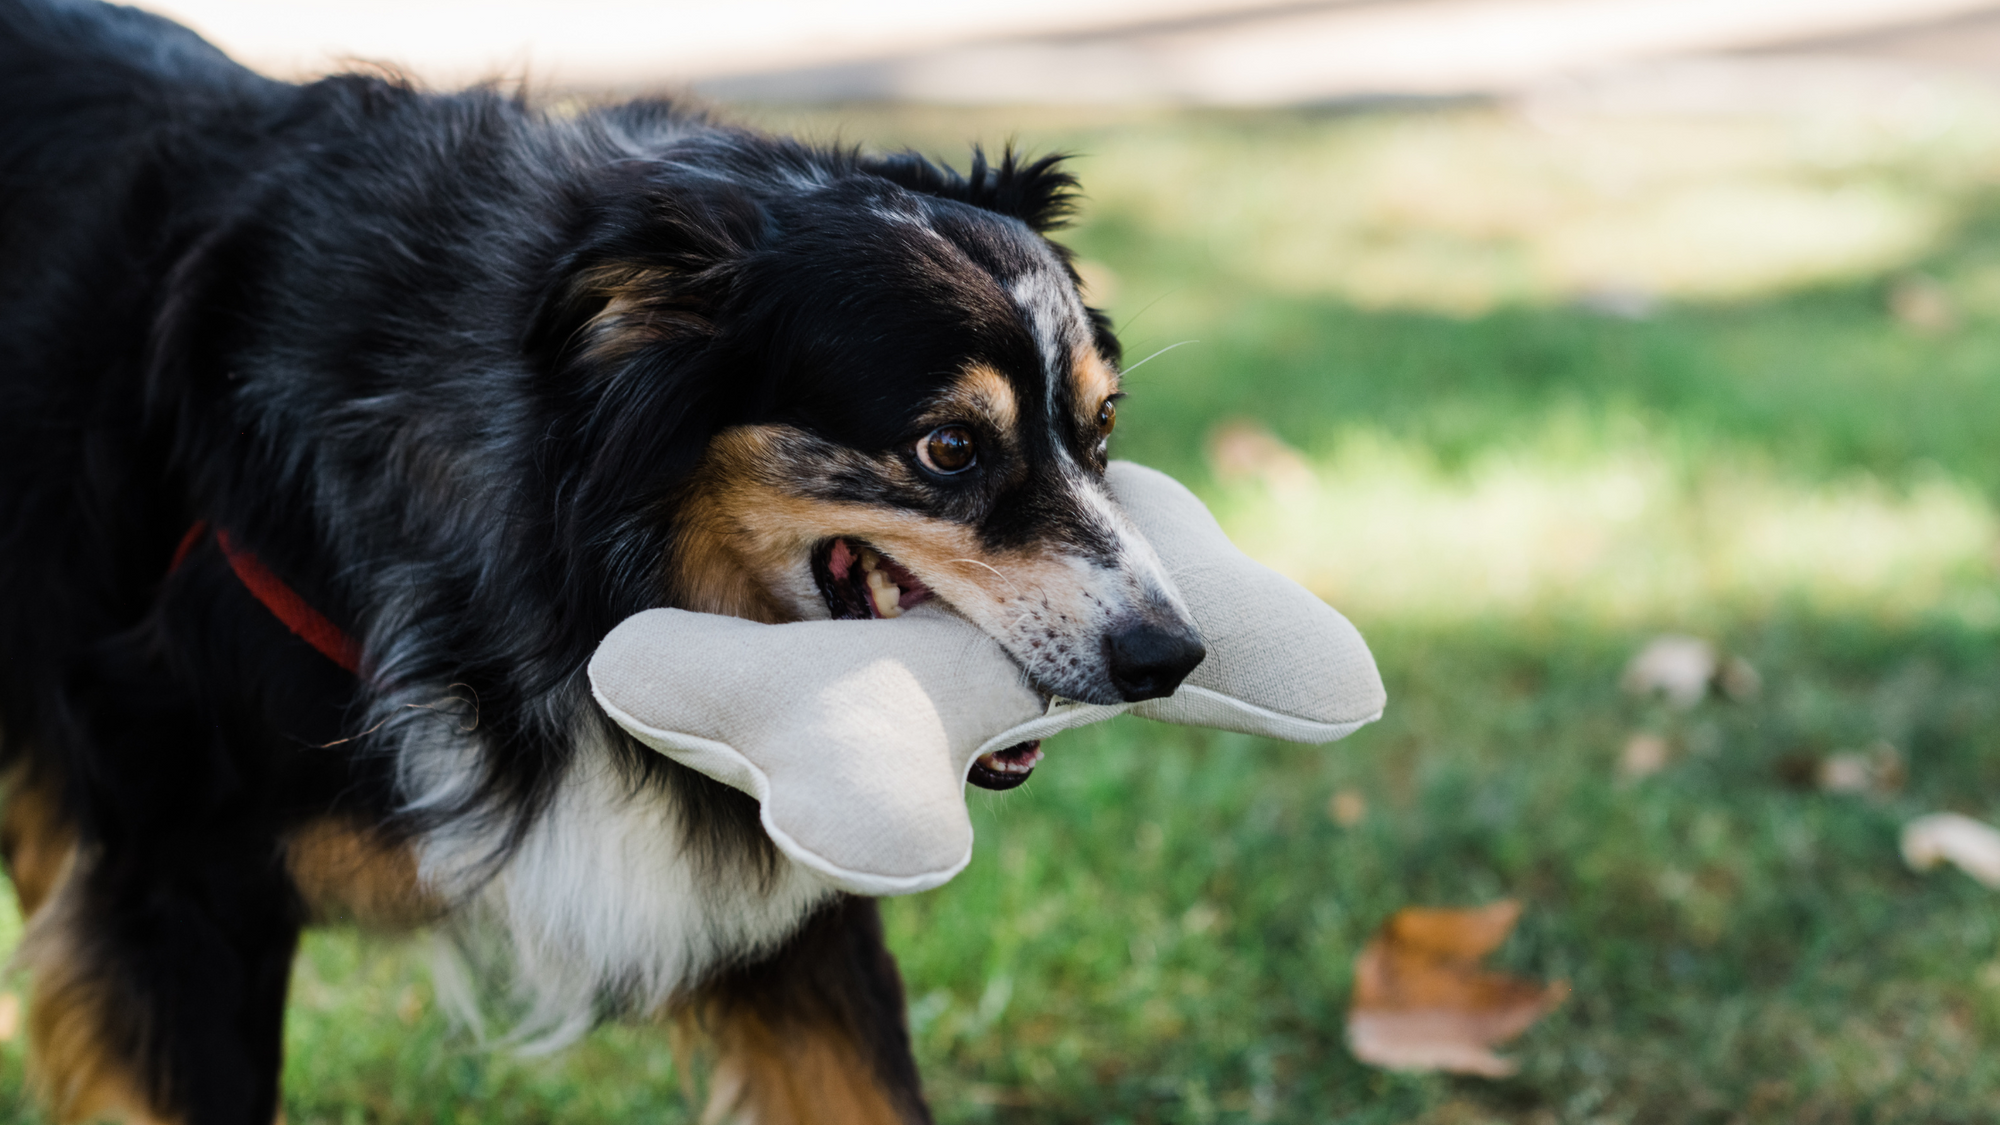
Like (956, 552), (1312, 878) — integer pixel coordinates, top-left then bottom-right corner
(1330, 788), (1368, 826)
(1819, 742), (1903, 795)
(1903, 813), (2000, 888)
(1347, 900), (1568, 1077)
(1818, 753), (1871, 793)
(1619, 733), (1671, 780)
(0, 992), (17, 1042)
(1621, 637), (1762, 708)
(1621, 635), (1716, 709)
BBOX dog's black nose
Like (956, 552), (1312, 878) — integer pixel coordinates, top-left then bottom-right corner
(1103, 619), (1207, 702)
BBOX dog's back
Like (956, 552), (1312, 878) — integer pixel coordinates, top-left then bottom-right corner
(0, 0), (277, 306)
(1, 0), (283, 715)
(1, 0), (247, 163)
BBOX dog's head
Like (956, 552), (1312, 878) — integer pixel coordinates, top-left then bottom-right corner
(543, 139), (1204, 732)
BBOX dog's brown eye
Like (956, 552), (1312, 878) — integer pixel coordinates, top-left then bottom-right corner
(1097, 397), (1118, 435)
(918, 426), (976, 475)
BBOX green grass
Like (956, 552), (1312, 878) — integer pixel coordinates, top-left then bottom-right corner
(897, 615), (2000, 1123)
(13, 99), (2000, 1122)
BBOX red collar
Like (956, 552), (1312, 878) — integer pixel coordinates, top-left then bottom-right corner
(171, 522), (363, 674)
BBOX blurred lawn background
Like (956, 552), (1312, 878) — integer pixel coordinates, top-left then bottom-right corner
(14, 47), (2000, 1125)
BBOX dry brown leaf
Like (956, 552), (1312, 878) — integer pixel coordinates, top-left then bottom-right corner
(0, 992), (17, 1043)
(1619, 733), (1671, 780)
(1818, 753), (1873, 793)
(1330, 788), (1368, 827)
(1347, 900), (1567, 1077)
(1818, 741), (1904, 795)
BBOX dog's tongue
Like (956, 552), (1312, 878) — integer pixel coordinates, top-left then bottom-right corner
(827, 538), (858, 582)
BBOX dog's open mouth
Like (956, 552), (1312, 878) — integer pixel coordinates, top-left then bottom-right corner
(811, 537), (1040, 790)
(967, 740), (1042, 790)
(813, 537), (933, 620)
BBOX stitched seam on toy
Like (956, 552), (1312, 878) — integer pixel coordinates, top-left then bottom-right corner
(973, 701), (1130, 760)
(1138, 685), (1383, 742)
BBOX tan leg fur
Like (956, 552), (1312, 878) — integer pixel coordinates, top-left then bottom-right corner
(696, 1009), (909, 1125)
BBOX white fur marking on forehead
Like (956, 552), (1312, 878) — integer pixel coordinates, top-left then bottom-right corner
(868, 201), (949, 239)
(1006, 269), (1088, 420)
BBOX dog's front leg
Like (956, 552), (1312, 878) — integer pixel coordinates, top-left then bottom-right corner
(690, 894), (932, 1125)
(11, 633), (304, 1125)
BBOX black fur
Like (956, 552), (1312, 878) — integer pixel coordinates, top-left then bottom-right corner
(0, 1), (1135, 1120)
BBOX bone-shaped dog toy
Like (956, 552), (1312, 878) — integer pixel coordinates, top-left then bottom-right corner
(588, 461), (1385, 896)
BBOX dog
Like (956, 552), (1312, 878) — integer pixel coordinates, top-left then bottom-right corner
(0, 1), (1208, 1121)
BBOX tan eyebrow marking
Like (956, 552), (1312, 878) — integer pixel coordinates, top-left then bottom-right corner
(923, 362), (1019, 433)
(1072, 348), (1120, 422)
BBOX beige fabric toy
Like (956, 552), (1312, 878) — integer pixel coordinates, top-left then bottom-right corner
(589, 461), (1385, 896)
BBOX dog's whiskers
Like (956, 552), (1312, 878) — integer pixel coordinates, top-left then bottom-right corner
(1118, 339), (1199, 377)
(941, 556), (1019, 593)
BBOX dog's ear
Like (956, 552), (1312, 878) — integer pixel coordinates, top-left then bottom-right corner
(528, 176), (767, 370)
(531, 176), (771, 590)
(860, 146), (1079, 233)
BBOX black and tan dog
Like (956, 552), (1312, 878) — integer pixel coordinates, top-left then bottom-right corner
(0, 1), (1206, 1121)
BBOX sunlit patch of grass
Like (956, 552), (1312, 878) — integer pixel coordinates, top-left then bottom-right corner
(744, 94), (2000, 315)
(1078, 109), (1969, 315)
(1209, 423), (2000, 626)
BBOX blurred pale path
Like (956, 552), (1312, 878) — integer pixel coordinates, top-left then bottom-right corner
(135, 0), (2000, 101)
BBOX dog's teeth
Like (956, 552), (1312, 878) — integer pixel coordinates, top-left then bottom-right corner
(865, 566), (903, 618)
